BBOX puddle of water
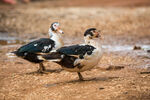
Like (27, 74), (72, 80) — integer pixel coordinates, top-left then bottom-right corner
(0, 32), (26, 45)
(102, 45), (150, 52)
(102, 45), (132, 52)
(141, 45), (150, 51)
(0, 36), (26, 45)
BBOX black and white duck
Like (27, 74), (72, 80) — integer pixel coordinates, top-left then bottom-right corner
(12, 22), (64, 73)
(38, 28), (103, 80)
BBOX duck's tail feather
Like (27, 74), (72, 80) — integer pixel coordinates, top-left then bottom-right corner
(6, 51), (17, 58)
(37, 52), (63, 62)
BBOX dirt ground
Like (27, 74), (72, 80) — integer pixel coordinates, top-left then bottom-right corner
(0, 0), (150, 100)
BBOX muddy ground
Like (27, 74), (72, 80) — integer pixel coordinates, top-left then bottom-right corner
(0, 0), (150, 100)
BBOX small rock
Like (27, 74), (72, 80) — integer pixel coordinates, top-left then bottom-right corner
(140, 72), (150, 74)
(99, 87), (104, 90)
(133, 46), (141, 50)
(147, 50), (150, 53)
(123, 91), (128, 94)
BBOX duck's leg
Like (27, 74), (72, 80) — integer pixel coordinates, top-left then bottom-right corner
(37, 62), (46, 73)
(77, 72), (84, 81)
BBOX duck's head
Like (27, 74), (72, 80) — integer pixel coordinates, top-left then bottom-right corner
(84, 28), (101, 42)
(51, 22), (64, 33)
(49, 22), (64, 37)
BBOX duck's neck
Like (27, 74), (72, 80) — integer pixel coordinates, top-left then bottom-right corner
(49, 29), (64, 49)
(84, 37), (101, 48)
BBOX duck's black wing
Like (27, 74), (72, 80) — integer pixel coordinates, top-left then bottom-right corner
(39, 44), (96, 60)
(38, 44), (96, 68)
(16, 38), (55, 56)
(57, 44), (96, 59)
(12, 38), (55, 63)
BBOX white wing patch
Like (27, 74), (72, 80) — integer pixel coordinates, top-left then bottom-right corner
(42, 45), (51, 52)
(34, 44), (38, 46)
(24, 52), (28, 56)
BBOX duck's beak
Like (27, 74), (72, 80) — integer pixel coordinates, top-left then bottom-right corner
(57, 27), (64, 34)
(94, 30), (101, 38)
(58, 29), (64, 34)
